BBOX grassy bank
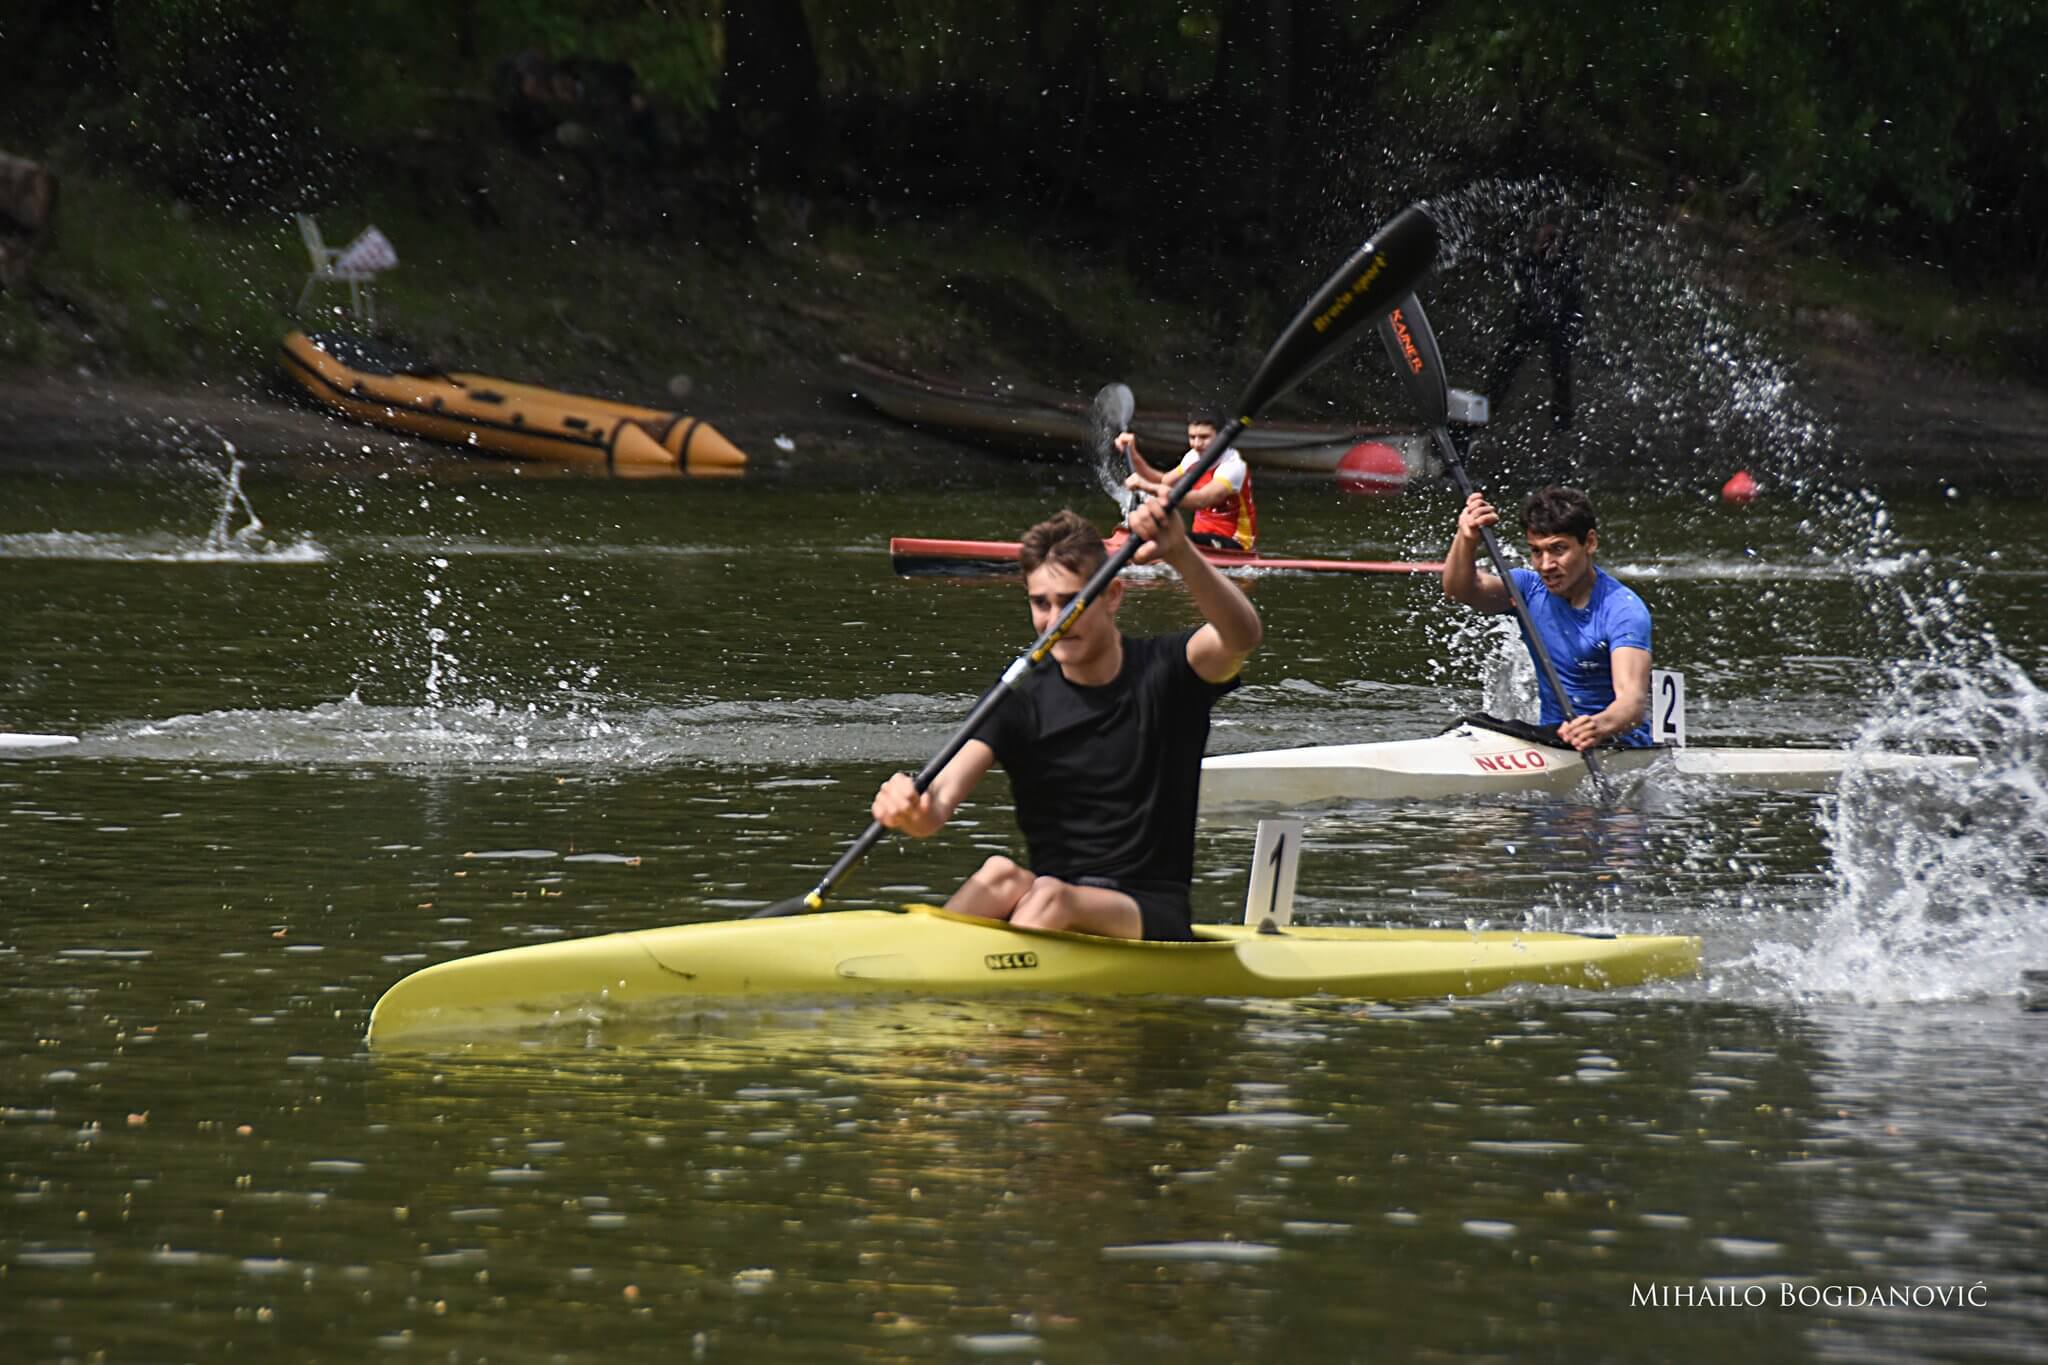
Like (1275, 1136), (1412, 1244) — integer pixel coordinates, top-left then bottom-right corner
(4, 142), (2042, 427)
(0, 149), (1235, 416)
(1766, 250), (2046, 381)
(0, 169), (300, 376)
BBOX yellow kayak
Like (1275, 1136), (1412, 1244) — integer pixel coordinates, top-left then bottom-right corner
(367, 903), (1700, 1045)
(280, 330), (748, 476)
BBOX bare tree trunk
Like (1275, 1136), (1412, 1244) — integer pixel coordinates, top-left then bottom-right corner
(1276, 0), (1444, 217)
(1263, 0), (1292, 214)
(1048, 8), (1105, 228)
(719, 0), (822, 188)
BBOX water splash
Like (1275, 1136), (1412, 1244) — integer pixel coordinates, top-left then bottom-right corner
(0, 444), (324, 564)
(420, 555), (459, 707)
(1418, 176), (1843, 491)
(1410, 565), (1537, 726)
(97, 693), (965, 769)
(205, 447), (269, 552)
(1749, 655), (2047, 1002)
(392, 552), (614, 721)
(1088, 395), (1135, 523)
(0, 531), (326, 565)
(1606, 553), (1921, 584)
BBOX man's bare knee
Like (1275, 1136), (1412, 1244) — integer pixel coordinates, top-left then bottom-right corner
(1012, 877), (1077, 931)
(947, 856), (1034, 920)
(975, 856), (1030, 892)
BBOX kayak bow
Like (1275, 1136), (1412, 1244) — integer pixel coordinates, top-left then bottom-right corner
(0, 733), (79, 753)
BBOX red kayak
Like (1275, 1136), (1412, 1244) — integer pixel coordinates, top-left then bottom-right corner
(889, 533), (1443, 578)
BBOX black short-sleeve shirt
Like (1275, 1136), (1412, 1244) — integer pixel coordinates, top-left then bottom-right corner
(970, 628), (1239, 888)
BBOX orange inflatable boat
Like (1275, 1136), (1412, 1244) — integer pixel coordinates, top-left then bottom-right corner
(280, 330), (747, 476)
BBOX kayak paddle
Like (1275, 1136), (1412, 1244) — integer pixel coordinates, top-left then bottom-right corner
(756, 203), (1440, 919)
(1375, 291), (1601, 779)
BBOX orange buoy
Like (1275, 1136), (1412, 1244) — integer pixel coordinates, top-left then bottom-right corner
(1336, 441), (1409, 495)
(1721, 470), (1759, 504)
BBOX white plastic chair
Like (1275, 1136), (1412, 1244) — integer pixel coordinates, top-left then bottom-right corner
(295, 213), (386, 328)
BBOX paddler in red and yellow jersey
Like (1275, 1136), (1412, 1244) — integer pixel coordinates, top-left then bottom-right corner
(1116, 409), (1258, 554)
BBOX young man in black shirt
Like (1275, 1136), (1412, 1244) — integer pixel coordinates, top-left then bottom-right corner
(870, 494), (1261, 941)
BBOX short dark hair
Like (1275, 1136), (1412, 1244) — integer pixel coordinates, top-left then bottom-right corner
(1186, 406), (1226, 430)
(1019, 509), (1107, 577)
(1521, 486), (1597, 541)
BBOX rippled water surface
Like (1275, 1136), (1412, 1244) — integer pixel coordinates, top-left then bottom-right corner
(3, 445), (2044, 1362)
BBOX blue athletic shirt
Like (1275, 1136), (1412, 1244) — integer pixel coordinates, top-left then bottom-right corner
(1507, 566), (1654, 747)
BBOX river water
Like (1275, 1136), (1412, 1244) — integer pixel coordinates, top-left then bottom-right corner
(2, 439), (2043, 1363)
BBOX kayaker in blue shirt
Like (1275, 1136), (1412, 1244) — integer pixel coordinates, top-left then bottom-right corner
(1442, 485), (1652, 750)
(870, 497), (1262, 941)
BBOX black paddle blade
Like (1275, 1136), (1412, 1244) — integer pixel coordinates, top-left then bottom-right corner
(1236, 204), (1438, 420)
(1376, 290), (1450, 428)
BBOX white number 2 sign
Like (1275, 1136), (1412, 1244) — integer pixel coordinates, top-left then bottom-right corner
(1651, 669), (1687, 748)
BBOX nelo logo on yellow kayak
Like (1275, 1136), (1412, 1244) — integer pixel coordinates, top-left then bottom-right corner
(984, 952), (1040, 971)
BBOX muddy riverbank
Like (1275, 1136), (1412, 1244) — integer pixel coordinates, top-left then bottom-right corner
(5, 317), (2044, 494)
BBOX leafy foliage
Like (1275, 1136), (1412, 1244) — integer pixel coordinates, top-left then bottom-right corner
(2, 0), (2042, 269)
(99, 0), (334, 210)
(1398, 0), (2048, 262)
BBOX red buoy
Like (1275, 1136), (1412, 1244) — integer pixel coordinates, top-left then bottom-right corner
(1721, 470), (1759, 504)
(1336, 442), (1409, 495)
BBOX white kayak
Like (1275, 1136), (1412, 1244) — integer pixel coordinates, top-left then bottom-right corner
(1201, 719), (1978, 806)
(0, 733), (79, 753)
